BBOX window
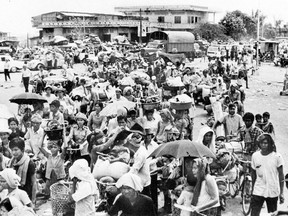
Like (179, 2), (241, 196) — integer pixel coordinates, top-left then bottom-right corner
(195, 17), (198, 23)
(188, 16), (195, 24)
(158, 16), (165, 23)
(174, 16), (181, 24)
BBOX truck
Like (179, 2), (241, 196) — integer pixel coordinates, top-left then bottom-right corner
(141, 31), (196, 60)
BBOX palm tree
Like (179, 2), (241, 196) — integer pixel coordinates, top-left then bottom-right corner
(275, 19), (282, 36)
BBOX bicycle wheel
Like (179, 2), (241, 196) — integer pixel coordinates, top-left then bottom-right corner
(242, 175), (252, 216)
(229, 179), (240, 198)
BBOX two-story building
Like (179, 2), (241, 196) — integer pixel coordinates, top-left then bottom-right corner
(31, 11), (150, 42)
(115, 5), (216, 32)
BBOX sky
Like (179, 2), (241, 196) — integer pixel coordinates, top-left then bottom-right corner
(1, 0), (287, 38)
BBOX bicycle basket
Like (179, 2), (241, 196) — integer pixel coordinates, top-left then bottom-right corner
(50, 182), (74, 216)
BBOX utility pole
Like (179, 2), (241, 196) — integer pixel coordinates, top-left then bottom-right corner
(256, 9), (260, 70)
(139, 8), (142, 44)
(83, 16), (86, 37)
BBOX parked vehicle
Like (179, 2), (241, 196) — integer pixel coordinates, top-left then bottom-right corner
(207, 45), (221, 60)
(0, 55), (24, 72)
(142, 31), (196, 58)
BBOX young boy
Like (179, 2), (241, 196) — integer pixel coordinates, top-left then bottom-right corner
(8, 117), (25, 141)
(8, 137), (36, 203)
(255, 114), (263, 129)
(49, 100), (64, 124)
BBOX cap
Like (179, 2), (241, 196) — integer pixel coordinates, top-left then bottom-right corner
(151, 76), (156, 81)
(50, 100), (60, 108)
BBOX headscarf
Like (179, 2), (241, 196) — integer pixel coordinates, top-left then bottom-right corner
(69, 159), (98, 195)
(159, 108), (174, 123)
(0, 168), (21, 189)
(116, 173), (143, 192)
(123, 86), (133, 96)
(196, 126), (216, 154)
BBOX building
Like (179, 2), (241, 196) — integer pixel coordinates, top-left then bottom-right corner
(115, 5), (216, 32)
(31, 11), (150, 42)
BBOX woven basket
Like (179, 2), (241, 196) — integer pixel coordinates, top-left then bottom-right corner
(142, 102), (159, 110)
(170, 102), (192, 110)
(50, 182), (75, 216)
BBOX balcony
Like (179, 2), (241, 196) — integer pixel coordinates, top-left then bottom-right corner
(33, 19), (150, 28)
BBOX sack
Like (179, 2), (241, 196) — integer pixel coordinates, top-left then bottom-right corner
(93, 158), (130, 180)
(224, 141), (244, 153)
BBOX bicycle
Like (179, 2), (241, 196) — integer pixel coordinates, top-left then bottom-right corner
(231, 152), (253, 216)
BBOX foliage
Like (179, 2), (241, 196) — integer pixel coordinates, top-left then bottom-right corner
(220, 10), (257, 40)
(192, 22), (229, 42)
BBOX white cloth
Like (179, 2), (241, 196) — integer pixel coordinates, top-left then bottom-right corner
(196, 126), (216, 154)
(116, 173), (143, 192)
(197, 174), (220, 209)
(6, 188), (31, 206)
(129, 145), (151, 187)
(0, 168), (21, 188)
(177, 190), (194, 216)
(251, 151), (284, 198)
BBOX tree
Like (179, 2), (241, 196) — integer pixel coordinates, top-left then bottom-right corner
(192, 22), (229, 42)
(220, 10), (257, 40)
(275, 19), (282, 36)
(263, 23), (276, 39)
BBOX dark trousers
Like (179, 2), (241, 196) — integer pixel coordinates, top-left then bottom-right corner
(150, 174), (158, 211)
(23, 77), (29, 92)
(251, 195), (278, 216)
(4, 69), (10, 81)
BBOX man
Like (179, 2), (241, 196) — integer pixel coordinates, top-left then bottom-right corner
(251, 134), (284, 216)
(213, 103), (244, 138)
(24, 114), (45, 158)
(21, 63), (31, 92)
(4, 59), (11, 82)
(239, 112), (263, 155)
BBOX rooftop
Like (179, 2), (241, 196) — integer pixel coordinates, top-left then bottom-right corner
(115, 5), (216, 13)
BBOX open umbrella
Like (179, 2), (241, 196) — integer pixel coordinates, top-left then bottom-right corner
(130, 69), (150, 80)
(149, 140), (216, 159)
(99, 101), (136, 116)
(10, 93), (47, 105)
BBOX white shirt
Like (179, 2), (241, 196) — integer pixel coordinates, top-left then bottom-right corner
(252, 151), (284, 198)
(24, 127), (45, 157)
(4, 62), (9, 70)
(72, 181), (97, 216)
(22, 68), (31, 78)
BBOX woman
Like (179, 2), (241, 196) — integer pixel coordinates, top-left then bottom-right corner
(251, 133), (283, 215)
(0, 197), (36, 216)
(143, 109), (160, 137)
(87, 102), (107, 132)
(174, 110), (190, 140)
(156, 109), (174, 144)
(108, 173), (157, 216)
(196, 126), (216, 154)
(68, 112), (91, 164)
(123, 86), (136, 102)
(56, 87), (74, 116)
(191, 158), (219, 216)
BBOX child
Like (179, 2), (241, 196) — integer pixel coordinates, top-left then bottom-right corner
(69, 159), (99, 216)
(8, 138), (36, 203)
(177, 173), (197, 216)
(8, 118), (25, 141)
(255, 114), (263, 129)
(39, 139), (67, 199)
(262, 112), (275, 138)
(49, 100), (64, 125)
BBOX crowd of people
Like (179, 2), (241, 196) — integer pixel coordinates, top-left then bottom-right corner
(0, 41), (284, 216)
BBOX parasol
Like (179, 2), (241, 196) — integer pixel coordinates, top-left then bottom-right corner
(10, 93), (47, 105)
(119, 77), (136, 86)
(149, 140), (216, 159)
(99, 101), (136, 117)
